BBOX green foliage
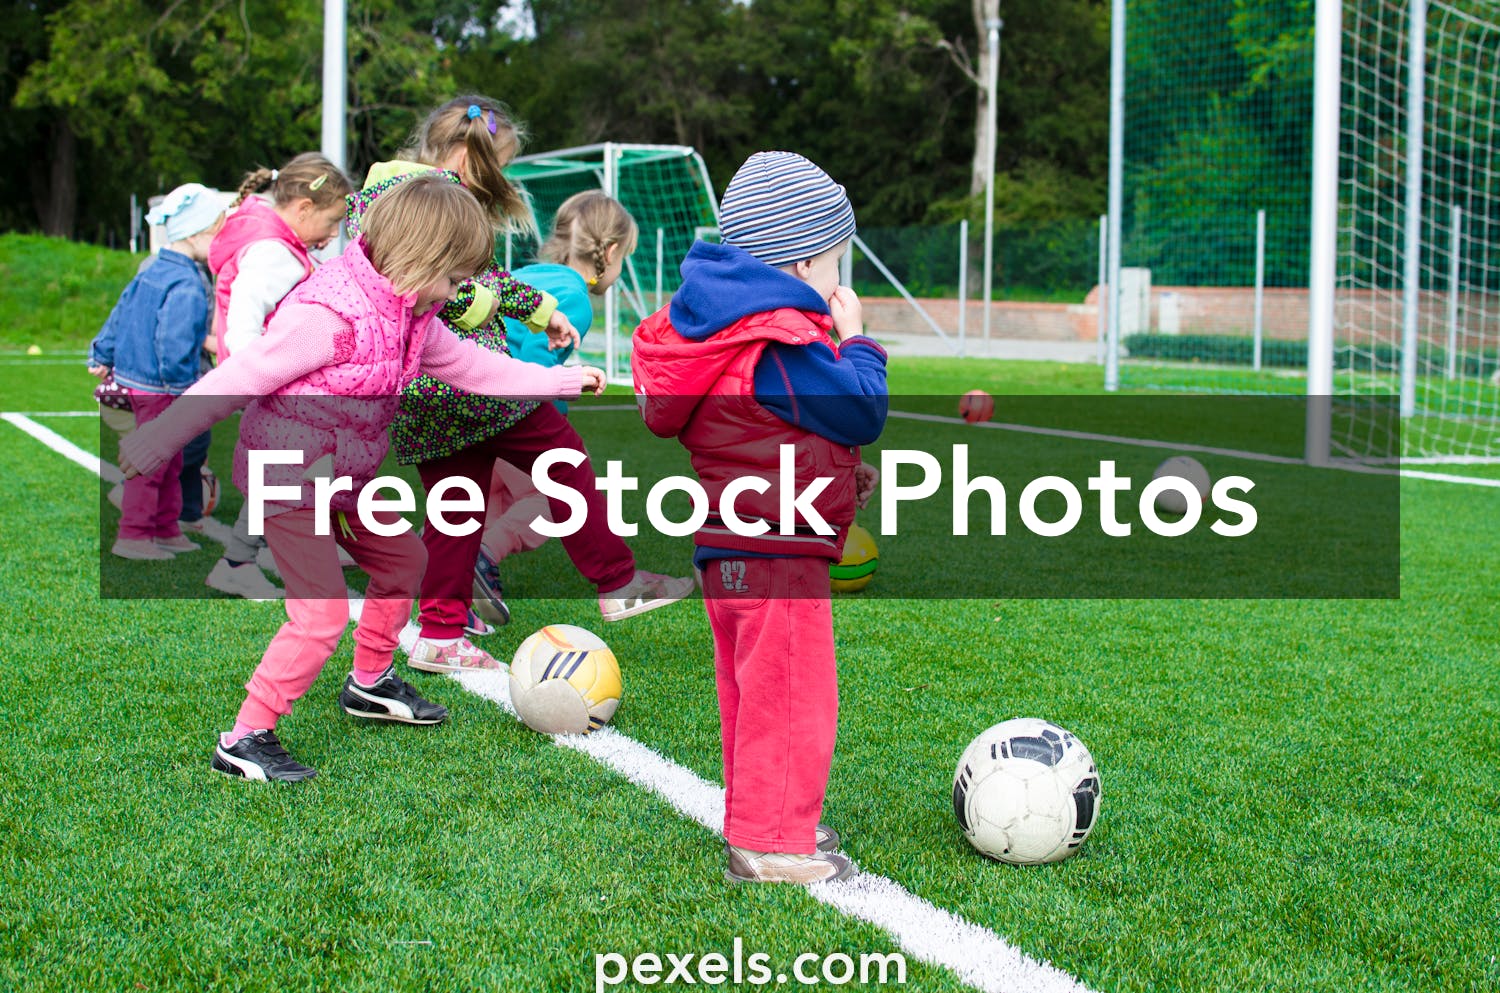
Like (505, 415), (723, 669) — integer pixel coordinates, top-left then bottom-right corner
(0, 232), (142, 350)
(5, 0), (1115, 242)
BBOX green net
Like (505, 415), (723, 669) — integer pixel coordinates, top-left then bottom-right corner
(1117, 0), (1500, 462)
(504, 144), (720, 382)
(1116, 0), (1315, 396)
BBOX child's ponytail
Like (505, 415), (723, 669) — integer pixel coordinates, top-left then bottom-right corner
(411, 95), (538, 239)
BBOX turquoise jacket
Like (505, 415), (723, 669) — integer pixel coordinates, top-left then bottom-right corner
(502, 263), (595, 412)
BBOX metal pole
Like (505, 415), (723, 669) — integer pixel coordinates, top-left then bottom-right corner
(1400, 0), (1428, 418)
(655, 227), (665, 311)
(321, 0), (346, 175)
(321, 0), (346, 255)
(1104, 0), (1125, 391)
(504, 233), (512, 272)
(129, 194), (139, 254)
(958, 220), (969, 357)
(1447, 203), (1461, 379)
(982, 14), (1002, 345)
(1254, 208), (1267, 371)
(603, 143), (618, 383)
(1306, 0), (1341, 465)
(1097, 213), (1107, 365)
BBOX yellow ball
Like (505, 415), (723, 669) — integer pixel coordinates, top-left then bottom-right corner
(830, 523), (879, 593)
(509, 624), (621, 735)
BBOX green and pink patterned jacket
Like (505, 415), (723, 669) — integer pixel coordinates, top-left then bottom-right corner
(347, 160), (551, 464)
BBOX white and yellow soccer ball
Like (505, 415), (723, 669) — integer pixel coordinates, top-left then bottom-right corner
(1151, 455), (1211, 515)
(508, 625), (622, 735)
(952, 718), (1101, 865)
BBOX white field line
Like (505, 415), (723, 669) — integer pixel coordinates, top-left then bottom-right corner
(453, 670), (1095, 993)
(2, 413), (123, 483)
(884, 409), (1500, 488)
(9, 415), (1100, 993)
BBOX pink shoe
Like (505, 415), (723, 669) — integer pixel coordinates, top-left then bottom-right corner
(406, 636), (500, 673)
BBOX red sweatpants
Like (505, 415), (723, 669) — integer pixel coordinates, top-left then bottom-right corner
(235, 508), (425, 730)
(414, 404), (636, 640)
(703, 555), (838, 854)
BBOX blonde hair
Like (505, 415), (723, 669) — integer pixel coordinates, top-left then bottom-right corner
(407, 95), (536, 238)
(538, 192), (639, 284)
(359, 174), (492, 295)
(233, 152), (352, 210)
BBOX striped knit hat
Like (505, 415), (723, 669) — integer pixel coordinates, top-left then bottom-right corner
(718, 151), (855, 268)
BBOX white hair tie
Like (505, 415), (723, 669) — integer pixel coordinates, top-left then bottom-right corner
(271, 169), (279, 182)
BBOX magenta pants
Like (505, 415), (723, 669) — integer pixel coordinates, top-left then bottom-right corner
(703, 555), (838, 854)
(119, 390), (183, 541)
(414, 404), (636, 640)
(235, 508), (425, 730)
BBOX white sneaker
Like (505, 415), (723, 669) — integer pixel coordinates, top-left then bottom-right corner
(725, 846), (855, 884)
(205, 559), (283, 600)
(598, 570), (695, 622)
(256, 547), (280, 577)
(155, 534), (200, 553)
(407, 636), (501, 673)
(112, 538), (174, 561)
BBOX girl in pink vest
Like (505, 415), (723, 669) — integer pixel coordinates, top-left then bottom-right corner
(119, 174), (605, 783)
(203, 154), (355, 600)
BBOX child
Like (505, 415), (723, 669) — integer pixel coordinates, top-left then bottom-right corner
(90, 183), (225, 560)
(349, 95), (691, 674)
(631, 152), (889, 884)
(471, 191), (641, 623)
(203, 153), (355, 600)
(118, 174), (605, 782)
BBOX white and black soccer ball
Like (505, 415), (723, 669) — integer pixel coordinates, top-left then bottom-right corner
(509, 624), (622, 735)
(952, 718), (1101, 865)
(1150, 455), (1211, 516)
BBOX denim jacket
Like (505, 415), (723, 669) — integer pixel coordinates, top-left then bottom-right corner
(89, 249), (211, 394)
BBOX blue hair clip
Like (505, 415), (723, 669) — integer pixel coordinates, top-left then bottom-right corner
(467, 104), (482, 120)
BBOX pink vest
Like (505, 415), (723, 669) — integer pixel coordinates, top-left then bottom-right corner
(208, 198), (313, 360)
(231, 238), (438, 513)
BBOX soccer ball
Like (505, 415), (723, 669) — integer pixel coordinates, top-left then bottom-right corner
(1151, 455), (1210, 515)
(830, 523), (878, 593)
(200, 465), (221, 516)
(952, 718), (1101, 865)
(959, 389), (995, 424)
(509, 624), (622, 735)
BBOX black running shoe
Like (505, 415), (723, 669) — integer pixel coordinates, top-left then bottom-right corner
(212, 729), (318, 782)
(471, 548), (512, 628)
(339, 671), (448, 725)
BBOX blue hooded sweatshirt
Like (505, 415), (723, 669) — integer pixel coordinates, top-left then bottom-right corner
(668, 241), (887, 447)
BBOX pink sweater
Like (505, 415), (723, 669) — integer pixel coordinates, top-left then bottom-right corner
(120, 301), (585, 513)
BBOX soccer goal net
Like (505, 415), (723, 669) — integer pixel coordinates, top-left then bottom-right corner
(503, 143), (720, 384)
(1112, 0), (1500, 463)
(1333, 0), (1500, 462)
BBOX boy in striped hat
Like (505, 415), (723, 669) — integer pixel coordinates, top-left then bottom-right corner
(632, 151), (889, 884)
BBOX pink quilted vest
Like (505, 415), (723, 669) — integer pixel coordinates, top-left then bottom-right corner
(231, 238), (438, 513)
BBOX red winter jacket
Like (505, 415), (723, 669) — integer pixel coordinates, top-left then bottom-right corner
(632, 304), (860, 560)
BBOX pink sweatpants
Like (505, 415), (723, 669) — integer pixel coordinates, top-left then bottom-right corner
(118, 390), (183, 541)
(703, 555), (838, 854)
(235, 508), (425, 730)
